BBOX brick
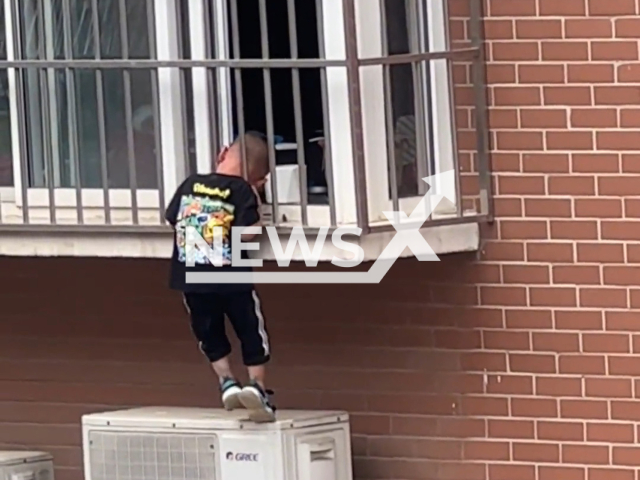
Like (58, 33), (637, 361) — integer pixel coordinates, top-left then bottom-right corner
(542, 41), (589, 61)
(585, 378), (633, 398)
(492, 42), (540, 61)
(565, 19), (613, 38)
(489, 109), (518, 129)
(580, 288), (629, 309)
(494, 86), (542, 106)
(533, 332), (580, 353)
(583, 333), (631, 353)
(483, 19), (515, 40)
(612, 401), (640, 421)
(482, 241), (525, 262)
(616, 18), (640, 38)
(541, 467), (585, 480)
(505, 309), (553, 329)
(604, 266), (640, 286)
(570, 108), (618, 128)
(601, 221), (640, 240)
(588, 0), (637, 16)
(486, 375), (533, 396)
(521, 108), (567, 127)
(527, 243), (574, 263)
(592, 41), (639, 61)
(538, 421), (583, 441)
(486, 64), (517, 84)
(489, 0), (537, 16)
(509, 353), (557, 374)
(502, 264), (550, 284)
(577, 243), (624, 263)
(530, 287), (577, 307)
(595, 87), (640, 106)
(618, 65), (640, 83)
(525, 198), (572, 218)
(587, 423), (635, 443)
(463, 441), (509, 461)
(494, 198), (523, 217)
(621, 108), (640, 127)
(588, 469), (635, 480)
(548, 176), (595, 195)
(609, 357), (640, 376)
(555, 311), (603, 330)
(572, 153), (620, 173)
(606, 311), (640, 331)
(488, 419), (535, 440)
(483, 330), (531, 350)
(567, 64), (615, 83)
(539, 0), (586, 15)
(544, 86), (592, 105)
(560, 399), (609, 419)
(516, 20), (563, 39)
(599, 177), (640, 196)
(536, 376), (582, 396)
(496, 131), (544, 151)
(559, 355), (606, 375)
(624, 199), (640, 217)
(563, 445), (610, 465)
(522, 153), (569, 173)
(546, 131), (594, 151)
(511, 397), (558, 417)
(612, 447), (640, 467)
(550, 220), (598, 240)
(553, 265), (601, 285)
(489, 465), (535, 480)
(500, 220), (548, 240)
(461, 396), (509, 416)
(575, 199), (623, 218)
(491, 153), (521, 172)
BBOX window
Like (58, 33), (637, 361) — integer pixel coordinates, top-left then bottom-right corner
(0, 1), (13, 187)
(1, 0), (457, 228)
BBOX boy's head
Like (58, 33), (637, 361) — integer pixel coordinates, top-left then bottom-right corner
(215, 131), (269, 187)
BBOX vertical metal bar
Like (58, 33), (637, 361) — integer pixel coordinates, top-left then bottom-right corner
(285, 0), (308, 226)
(36, 0), (56, 223)
(61, 0), (84, 223)
(175, 0), (191, 176)
(9, 0), (30, 223)
(418, 0), (436, 177)
(117, 0), (138, 224)
(469, 0), (492, 220)
(408, 0), (428, 195)
(202, 0), (219, 158)
(378, 0), (399, 213)
(228, 0), (248, 180)
(314, 0), (336, 226)
(257, 0), (280, 225)
(90, 0), (111, 223)
(146, 0), (165, 219)
(340, 0), (370, 232)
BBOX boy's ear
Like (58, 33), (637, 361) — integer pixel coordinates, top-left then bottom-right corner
(216, 146), (229, 166)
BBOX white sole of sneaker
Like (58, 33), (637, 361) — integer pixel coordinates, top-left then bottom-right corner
(222, 385), (243, 411)
(238, 387), (276, 423)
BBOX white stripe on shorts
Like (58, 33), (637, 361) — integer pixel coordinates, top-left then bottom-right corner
(252, 290), (270, 357)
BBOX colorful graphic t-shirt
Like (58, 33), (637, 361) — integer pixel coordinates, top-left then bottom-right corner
(165, 173), (260, 293)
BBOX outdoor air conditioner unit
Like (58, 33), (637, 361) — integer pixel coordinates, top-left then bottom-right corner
(0, 452), (54, 480)
(82, 407), (353, 480)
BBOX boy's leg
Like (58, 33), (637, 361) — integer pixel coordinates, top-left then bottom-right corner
(182, 292), (243, 410)
(224, 288), (275, 422)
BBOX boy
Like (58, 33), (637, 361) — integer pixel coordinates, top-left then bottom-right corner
(165, 132), (276, 423)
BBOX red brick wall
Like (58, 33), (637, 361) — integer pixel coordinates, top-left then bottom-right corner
(3, 2), (640, 480)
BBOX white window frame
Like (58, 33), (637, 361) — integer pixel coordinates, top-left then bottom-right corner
(355, 0), (457, 223)
(5, 0), (185, 215)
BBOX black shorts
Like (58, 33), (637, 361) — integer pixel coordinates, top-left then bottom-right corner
(182, 289), (270, 366)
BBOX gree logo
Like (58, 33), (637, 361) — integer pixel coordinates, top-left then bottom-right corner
(225, 452), (259, 462)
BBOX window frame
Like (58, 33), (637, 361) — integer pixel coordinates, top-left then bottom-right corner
(5, 0), (185, 213)
(3, 0), (457, 227)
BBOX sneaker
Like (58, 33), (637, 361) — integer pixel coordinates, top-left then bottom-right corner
(238, 381), (276, 423)
(220, 377), (243, 411)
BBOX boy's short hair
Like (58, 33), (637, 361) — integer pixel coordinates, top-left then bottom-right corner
(229, 131), (269, 183)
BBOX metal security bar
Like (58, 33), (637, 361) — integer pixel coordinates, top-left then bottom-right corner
(0, 0), (491, 234)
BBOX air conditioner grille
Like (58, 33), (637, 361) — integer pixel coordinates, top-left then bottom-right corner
(88, 431), (217, 480)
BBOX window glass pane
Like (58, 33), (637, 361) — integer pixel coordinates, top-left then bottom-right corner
(18, 0), (158, 189)
(0, 2), (13, 186)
